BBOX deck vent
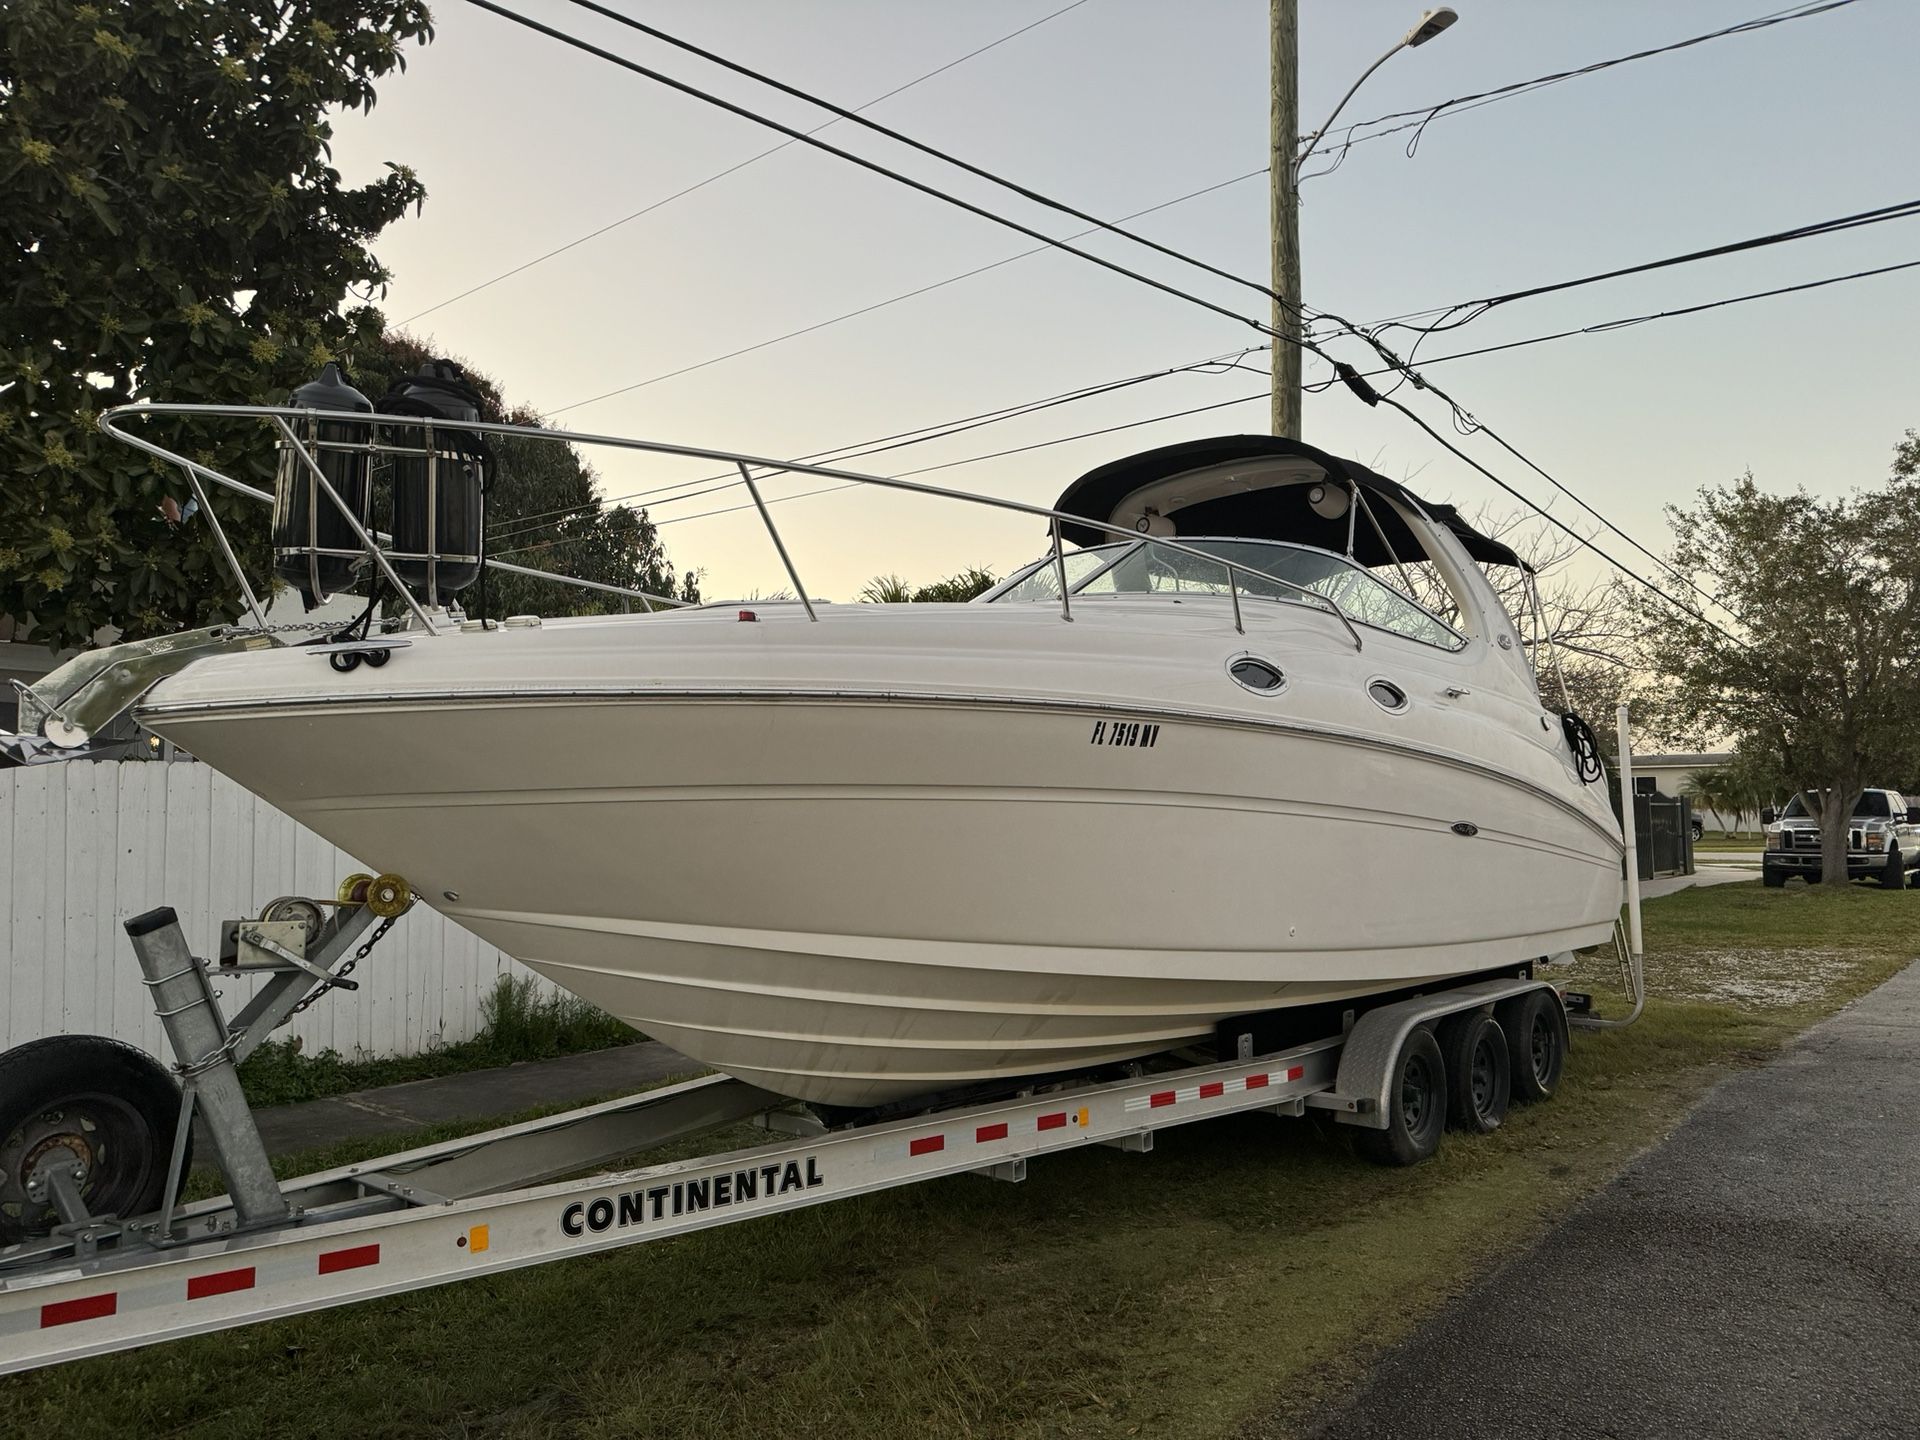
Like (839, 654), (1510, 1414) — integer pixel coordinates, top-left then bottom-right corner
(1367, 680), (1408, 712)
(1229, 658), (1285, 693)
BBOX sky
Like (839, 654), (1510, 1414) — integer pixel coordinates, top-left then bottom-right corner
(324, 0), (1920, 604)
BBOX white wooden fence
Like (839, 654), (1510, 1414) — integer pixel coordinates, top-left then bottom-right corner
(0, 761), (556, 1059)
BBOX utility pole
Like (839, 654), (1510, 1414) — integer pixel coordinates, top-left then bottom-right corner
(1269, 0), (1301, 439)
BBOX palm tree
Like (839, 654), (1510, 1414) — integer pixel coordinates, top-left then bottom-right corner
(1681, 767), (1734, 837)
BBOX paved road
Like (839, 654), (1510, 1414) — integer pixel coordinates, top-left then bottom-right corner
(201, 1041), (694, 1157)
(1307, 961), (1920, 1440)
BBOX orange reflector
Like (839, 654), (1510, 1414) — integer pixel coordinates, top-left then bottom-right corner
(468, 1225), (490, 1254)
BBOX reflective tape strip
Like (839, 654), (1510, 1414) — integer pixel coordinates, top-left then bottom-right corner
(41, 1293), (116, 1328)
(187, 1267), (256, 1301)
(975, 1122), (1009, 1143)
(317, 1244), (380, 1275)
(1036, 1112), (1068, 1131)
(908, 1135), (944, 1157)
(1124, 1069), (1301, 1112)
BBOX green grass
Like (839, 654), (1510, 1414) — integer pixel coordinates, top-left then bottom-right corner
(1696, 831), (1766, 851)
(7, 884), (1915, 1440)
(235, 975), (641, 1108)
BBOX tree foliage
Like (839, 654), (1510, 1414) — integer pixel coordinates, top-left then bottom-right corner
(1642, 467), (1920, 885)
(369, 333), (699, 617)
(0, 0), (433, 648)
(860, 567), (998, 604)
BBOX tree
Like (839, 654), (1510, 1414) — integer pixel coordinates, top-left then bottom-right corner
(1398, 508), (1641, 752)
(1679, 766), (1736, 835)
(368, 333), (699, 617)
(860, 567), (998, 604)
(1642, 468), (1920, 887)
(0, 0), (433, 650)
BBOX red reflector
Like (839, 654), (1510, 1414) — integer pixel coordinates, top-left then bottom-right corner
(737, 609), (758, 622)
(1285, 1066), (1304, 1081)
(908, 1135), (945, 1157)
(318, 1244), (381, 1275)
(976, 1122), (1009, 1143)
(41, 1293), (117, 1328)
(1148, 1091), (1176, 1108)
(1199, 1081), (1224, 1099)
(1037, 1112), (1067, 1131)
(187, 1267), (256, 1301)
(1245, 1073), (1270, 1089)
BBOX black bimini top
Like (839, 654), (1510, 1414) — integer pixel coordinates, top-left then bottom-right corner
(1052, 434), (1528, 571)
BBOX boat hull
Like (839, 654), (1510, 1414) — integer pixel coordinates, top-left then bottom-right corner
(143, 613), (1623, 1105)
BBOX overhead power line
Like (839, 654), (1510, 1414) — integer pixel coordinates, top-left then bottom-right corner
(558, 0), (1290, 314)
(491, 346), (1268, 545)
(1305, 0), (1864, 179)
(1318, 258), (1920, 380)
(546, 167), (1266, 416)
(1374, 199), (1920, 338)
(462, 0), (1309, 354)
(397, 0), (1090, 325)
(461, 0), (1749, 650)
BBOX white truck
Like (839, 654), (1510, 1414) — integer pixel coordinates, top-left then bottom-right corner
(1761, 788), (1920, 889)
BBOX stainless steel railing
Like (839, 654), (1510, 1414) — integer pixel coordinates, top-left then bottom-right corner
(99, 403), (1367, 651)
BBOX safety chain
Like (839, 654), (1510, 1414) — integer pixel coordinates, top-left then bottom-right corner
(289, 913), (398, 1017)
(212, 617), (406, 641)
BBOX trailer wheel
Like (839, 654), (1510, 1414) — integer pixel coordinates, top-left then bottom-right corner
(1438, 1012), (1510, 1134)
(1499, 991), (1567, 1104)
(1354, 1028), (1447, 1167)
(0, 1035), (190, 1244)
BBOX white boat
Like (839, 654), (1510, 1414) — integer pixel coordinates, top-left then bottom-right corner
(82, 415), (1626, 1109)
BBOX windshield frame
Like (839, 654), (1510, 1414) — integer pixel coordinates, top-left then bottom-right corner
(980, 537), (1468, 652)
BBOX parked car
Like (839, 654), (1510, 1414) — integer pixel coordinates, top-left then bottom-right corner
(1761, 789), (1920, 889)
(1689, 815), (1705, 842)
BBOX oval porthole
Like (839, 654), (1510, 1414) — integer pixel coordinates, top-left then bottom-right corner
(1229, 657), (1286, 694)
(1368, 679), (1409, 712)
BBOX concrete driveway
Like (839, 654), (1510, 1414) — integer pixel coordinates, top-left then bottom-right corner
(1306, 961), (1920, 1439)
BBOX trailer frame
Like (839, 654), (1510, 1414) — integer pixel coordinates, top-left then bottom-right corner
(0, 900), (1569, 1377)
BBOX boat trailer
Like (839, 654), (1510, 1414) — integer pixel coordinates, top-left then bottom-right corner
(0, 881), (1602, 1377)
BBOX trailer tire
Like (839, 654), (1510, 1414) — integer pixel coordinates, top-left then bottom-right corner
(1354, 1028), (1447, 1167)
(0, 1035), (191, 1244)
(1438, 1012), (1510, 1134)
(1500, 991), (1566, 1104)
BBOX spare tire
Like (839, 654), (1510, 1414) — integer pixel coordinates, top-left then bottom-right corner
(0, 1035), (192, 1243)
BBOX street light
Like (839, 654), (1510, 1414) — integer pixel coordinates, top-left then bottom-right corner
(1293, 7), (1459, 182)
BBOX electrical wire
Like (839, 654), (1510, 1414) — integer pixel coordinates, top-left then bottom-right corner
(462, 0), (1316, 359)
(1317, 258), (1920, 383)
(546, 167), (1267, 417)
(1306, 0), (1864, 176)
(459, 0), (1749, 648)
(558, 0), (1293, 314)
(489, 346), (1268, 546)
(1375, 200), (1920, 339)
(397, 0), (1091, 325)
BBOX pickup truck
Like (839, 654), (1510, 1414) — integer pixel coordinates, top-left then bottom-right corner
(1761, 788), (1920, 889)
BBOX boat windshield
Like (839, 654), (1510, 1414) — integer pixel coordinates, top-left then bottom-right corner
(986, 538), (1464, 650)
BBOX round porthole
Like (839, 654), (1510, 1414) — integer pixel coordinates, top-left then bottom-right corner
(1229, 657), (1286, 693)
(1367, 679), (1409, 712)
